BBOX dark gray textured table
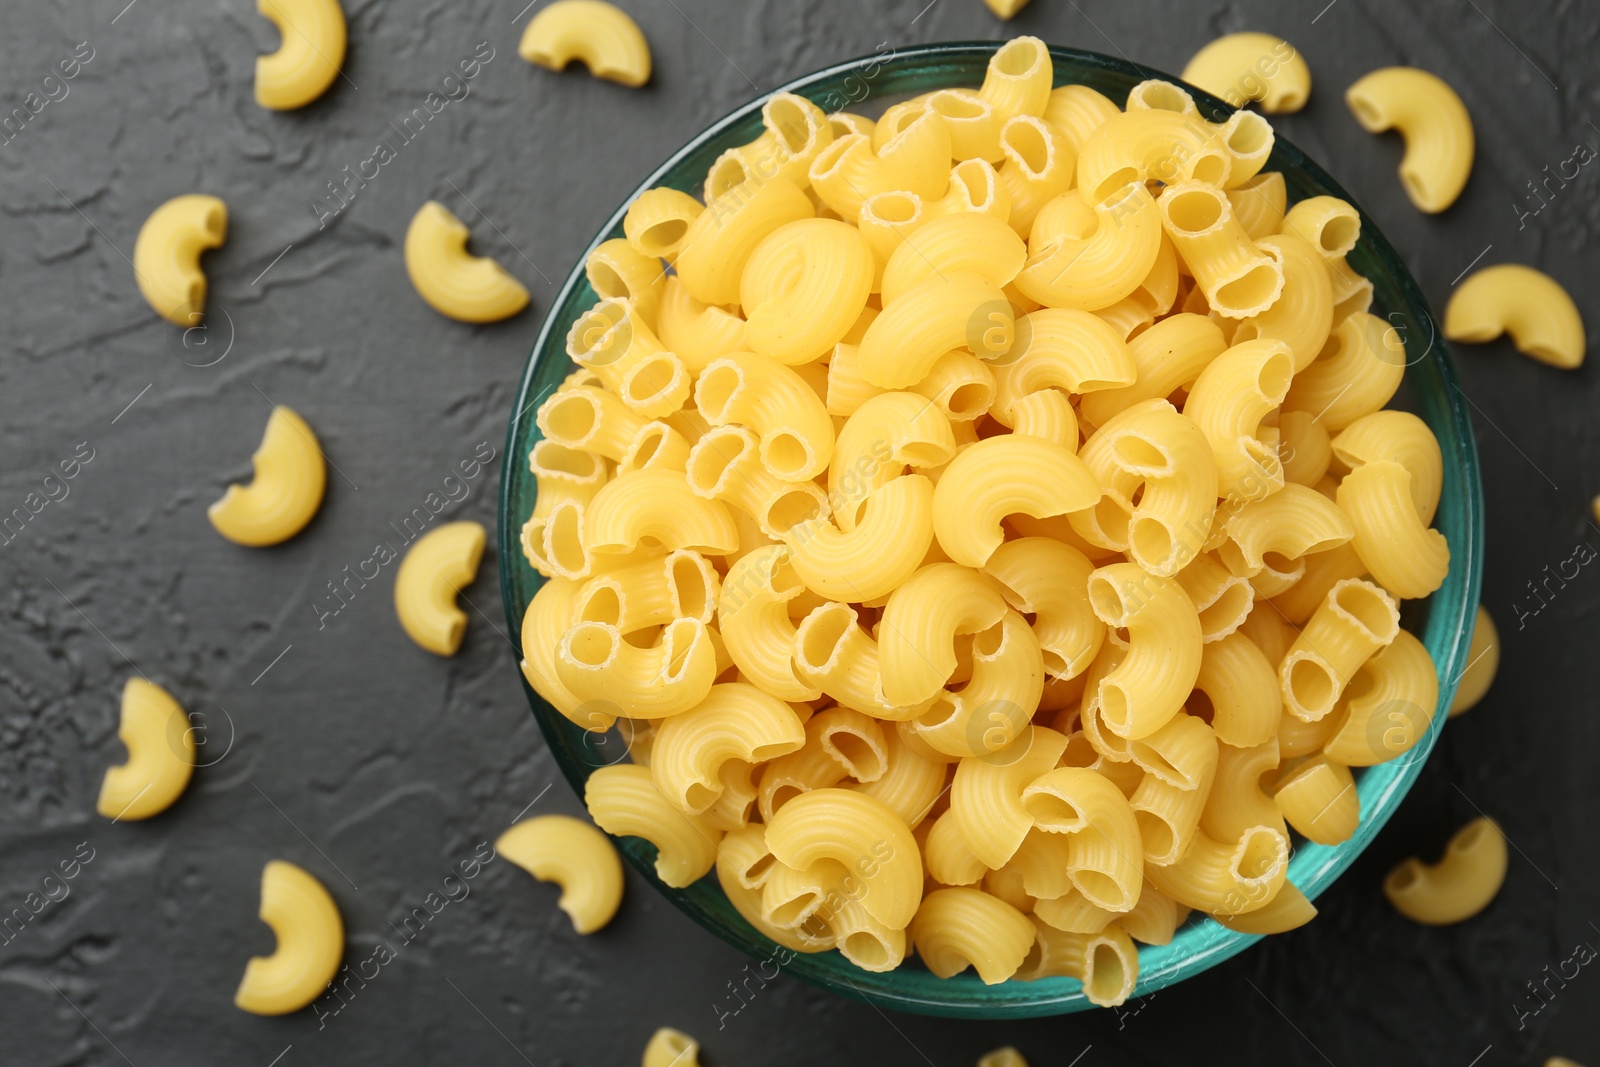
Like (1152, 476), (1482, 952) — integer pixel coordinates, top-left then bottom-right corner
(1, 0), (1595, 1064)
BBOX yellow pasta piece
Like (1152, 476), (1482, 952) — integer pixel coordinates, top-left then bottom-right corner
(932, 436), (1101, 569)
(1231, 233), (1334, 372)
(717, 545), (819, 701)
(585, 764), (722, 887)
(1280, 577), (1399, 722)
(134, 193), (227, 326)
(1272, 754), (1359, 844)
(998, 116), (1076, 237)
(879, 212), (1027, 306)
(809, 110), (951, 220)
(878, 563), (1011, 706)
(1346, 66), (1473, 213)
(1013, 186), (1165, 311)
(652, 682), (806, 815)
(1384, 817), (1506, 925)
(1444, 264), (1586, 369)
(858, 273), (1012, 389)
(1177, 551), (1256, 643)
(741, 218), (873, 364)
(235, 861), (343, 1015)
(1041, 84), (1120, 153)
(1182, 32), (1310, 113)
(1217, 482), (1354, 580)
(404, 201), (530, 323)
(912, 886), (1035, 984)
(1229, 172), (1288, 241)
(1076, 109), (1231, 205)
(991, 308), (1137, 422)
(1191, 630), (1281, 748)
(784, 476), (934, 603)
(1145, 825), (1288, 915)
(1087, 563), (1204, 740)
(685, 425), (827, 539)
(1079, 312), (1227, 429)
(765, 787), (922, 929)
(97, 678), (194, 821)
(587, 237), (665, 327)
(556, 617), (723, 719)
(1338, 459), (1450, 600)
(952, 725), (1069, 869)
(707, 93), (834, 199)
(519, 0), (651, 88)
(1022, 766), (1143, 910)
(585, 468), (738, 555)
(978, 1048), (1030, 1067)
(1449, 604), (1498, 716)
(497, 814), (624, 934)
(642, 1028), (701, 1067)
(1158, 181), (1284, 319)
(394, 521), (485, 656)
(677, 178), (814, 306)
(979, 36), (1052, 125)
(520, 579), (602, 729)
(1215, 110), (1275, 188)
(850, 725), (948, 828)
(1116, 883), (1186, 945)
(254, 0), (347, 109)
(1212, 878), (1316, 933)
(624, 187), (703, 261)
(1125, 78), (1201, 120)
(1323, 629), (1438, 766)
(207, 406), (326, 547)
(1200, 738), (1286, 844)
(1283, 194), (1360, 261)
(1184, 338), (1293, 502)
(793, 601), (933, 721)
(1020, 918), (1140, 1006)
(1128, 726), (1219, 865)
(1331, 409), (1444, 526)
(695, 351), (834, 480)
(984, 536), (1105, 679)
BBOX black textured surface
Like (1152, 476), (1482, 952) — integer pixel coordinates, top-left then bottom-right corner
(0, 1), (1595, 1065)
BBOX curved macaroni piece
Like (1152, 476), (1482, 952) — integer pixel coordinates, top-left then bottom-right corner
(1284, 194), (1360, 260)
(1079, 312), (1226, 429)
(1232, 233), (1334, 372)
(1176, 551), (1255, 643)
(1272, 755), (1359, 845)
(879, 213), (1027, 306)
(394, 521), (485, 656)
(404, 201), (530, 323)
(984, 537), (1104, 679)
(829, 391), (956, 525)
(529, 441), (608, 519)
(1158, 181), (1284, 319)
(932, 436), (1101, 569)
(585, 468), (738, 555)
(1384, 817), (1506, 925)
(1212, 879), (1316, 933)
(234, 861), (343, 1015)
(740, 218), (872, 364)
(519, 0), (651, 88)
(1018, 918), (1139, 1005)
(652, 683), (806, 814)
(1184, 338), (1294, 501)
(1214, 110), (1275, 188)
(918, 89), (1004, 165)
(878, 563), (1011, 706)
(1192, 630), (1281, 748)
(979, 36), (1052, 125)
(991, 308), (1137, 420)
(858, 273), (1011, 389)
(1125, 78), (1201, 120)
(925, 809), (986, 886)
(1042, 84), (1120, 151)
(784, 476), (935, 603)
(716, 827), (833, 953)
(809, 110), (951, 221)
(709, 94), (835, 200)
(97, 678), (194, 821)
(1217, 482), (1354, 578)
(850, 725), (948, 828)
(556, 617), (722, 719)
(496, 814), (623, 933)
(951, 725), (1069, 869)
(1087, 563), (1204, 740)
(911, 887), (1035, 984)
(685, 425), (827, 539)
(1338, 459), (1450, 600)
(133, 194), (227, 326)
(1345, 66), (1474, 213)
(1323, 628), (1438, 765)
(1229, 172), (1288, 241)
(1127, 720), (1219, 864)
(520, 578), (609, 730)
(695, 351), (833, 480)
(765, 787), (922, 929)
(1013, 186), (1164, 311)
(997, 116), (1076, 237)
(574, 548), (718, 633)
(1101, 400), (1220, 577)
(1022, 766), (1143, 911)
(584, 764), (722, 887)
(793, 601), (933, 721)
(624, 187), (703, 261)
(1182, 33), (1310, 113)
(718, 545), (820, 701)
(1280, 578), (1400, 721)
(1449, 604), (1498, 716)
(1444, 264), (1586, 369)
(677, 178), (814, 306)
(1007, 388), (1076, 446)
(1331, 410), (1443, 526)
(657, 277), (745, 374)
(565, 298), (685, 415)
(207, 406), (326, 547)
(1076, 109), (1231, 205)
(1144, 824), (1288, 915)
(642, 1028), (701, 1067)
(255, 0), (347, 110)
(978, 1048), (1030, 1067)
(1279, 409), (1334, 488)
(1200, 738), (1286, 844)
(586, 238), (664, 328)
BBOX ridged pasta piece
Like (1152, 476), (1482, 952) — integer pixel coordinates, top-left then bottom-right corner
(133, 194), (227, 326)
(1280, 578), (1399, 722)
(97, 678), (194, 821)
(695, 351), (834, 481)
(1017, 918), (1139, 1005)
(1125, 78), (1201, 120)
(879, 212), (1027, 306)
(1271, 754), (1359, 844)
(1006, 388), (1076, 447)
(706, 93), (835, 199)
(584, 764), (722, 888)
(584, 468), (738, 556)
(1158, 181), (1284, 319)
(1449, 604), (1497, 716)
(1217, 482), (1354, 580)
(1107, 400), (1220, 577)
(1013, 187), (1165, 311)
(685, 425), (828, 540)
(1041, 84), (1120, 151)
(1270, 542), (1366, 625)
(1086, 563), (1204, 740)
(1182, 33), (1311, 113)
(526, 444), (608, 520)
(1323, 628), (1438, 765)
(932, 436), (1102, 569)
(925, 809), (988, 886)
(1076, 109), (1231, 205)
(642, 1028), (701, 1067)
(255, 0), (347, 110)
(1032, 887), (1116, 934)
(657, 275), (745, 373)
(1176, 552), (1255, 643)
(1215, 110), (1275, 188)
(624, 187), (703, 261)
(1444, 264), (1586, 369)
(1212, 878), (1316, 933)
(878, 563), (1011, 706)
(716, 826), (833, 952)
(555, 617), (725, 719)
(1191, 630), (1281, 748)
(740, 218), (873, 364)
(829, 391), (956, 527)
(997, 116), (1076, 237)
(1184, 338), (1294, 502)
(519, 0), (651, 88)
(565, 298), (689, 416)
(910, 887), (1035, 984)
(1200, 738), (1286, 844)
(809, 110), (952, 221)
(920, 89), (1005, 163)
(1229, 172), (1288, 241)
(1345, 67), (1474, 214)
(1330, 410), (1444, 526)
(793, 601), (936, 721)
(586, 237), (664, 328)
(765, 787), (923, 929)
(1079, 312), (1227, 429)
(651, 683), (806, 815)
(717, 545), (820, 701)
(519, 578), (605, 730)
(1117, 882), (1185, 944)
(979, 36), (1052, 125)
(951, 726), (1069, 869)
(404, 201), (530, 324)
(1128, 734), (1219, 866)
(537, 384), (646, 459)
(496, 814), (624, 934)
(676, 178), (814, 306)
(1384, 817), (1506, 924)
(1231, 233), (1334, 372)
(983, 536), (1105, 680)
(1283, 312), (1406, 430)
(990, 308), (1138, 422)
(783, 475), (934, 603)
(913, 611), (1044, 759)
(977, 1047), (1030, 1067)
(858, 273), (1012, 389)
(1338, 460), (1451, 600)
(1022, 766), (1143, 910)
(851, 725), (949, 829)
(1144, 825), (1288, 915)
(1278, 409), (1333, 488)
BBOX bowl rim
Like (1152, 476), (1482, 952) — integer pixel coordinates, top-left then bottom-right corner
(498, 40), (1485, 1018)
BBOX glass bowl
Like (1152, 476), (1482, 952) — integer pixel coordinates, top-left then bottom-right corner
(498, 42), (1485, 1018)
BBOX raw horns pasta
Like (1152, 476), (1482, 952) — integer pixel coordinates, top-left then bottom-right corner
(514, 37), (1454, 1004)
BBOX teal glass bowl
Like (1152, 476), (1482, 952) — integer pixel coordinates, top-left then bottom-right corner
(498, 42), (1485, 1018)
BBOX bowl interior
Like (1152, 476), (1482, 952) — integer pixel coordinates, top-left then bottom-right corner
(498, 42), (1485, 1018)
